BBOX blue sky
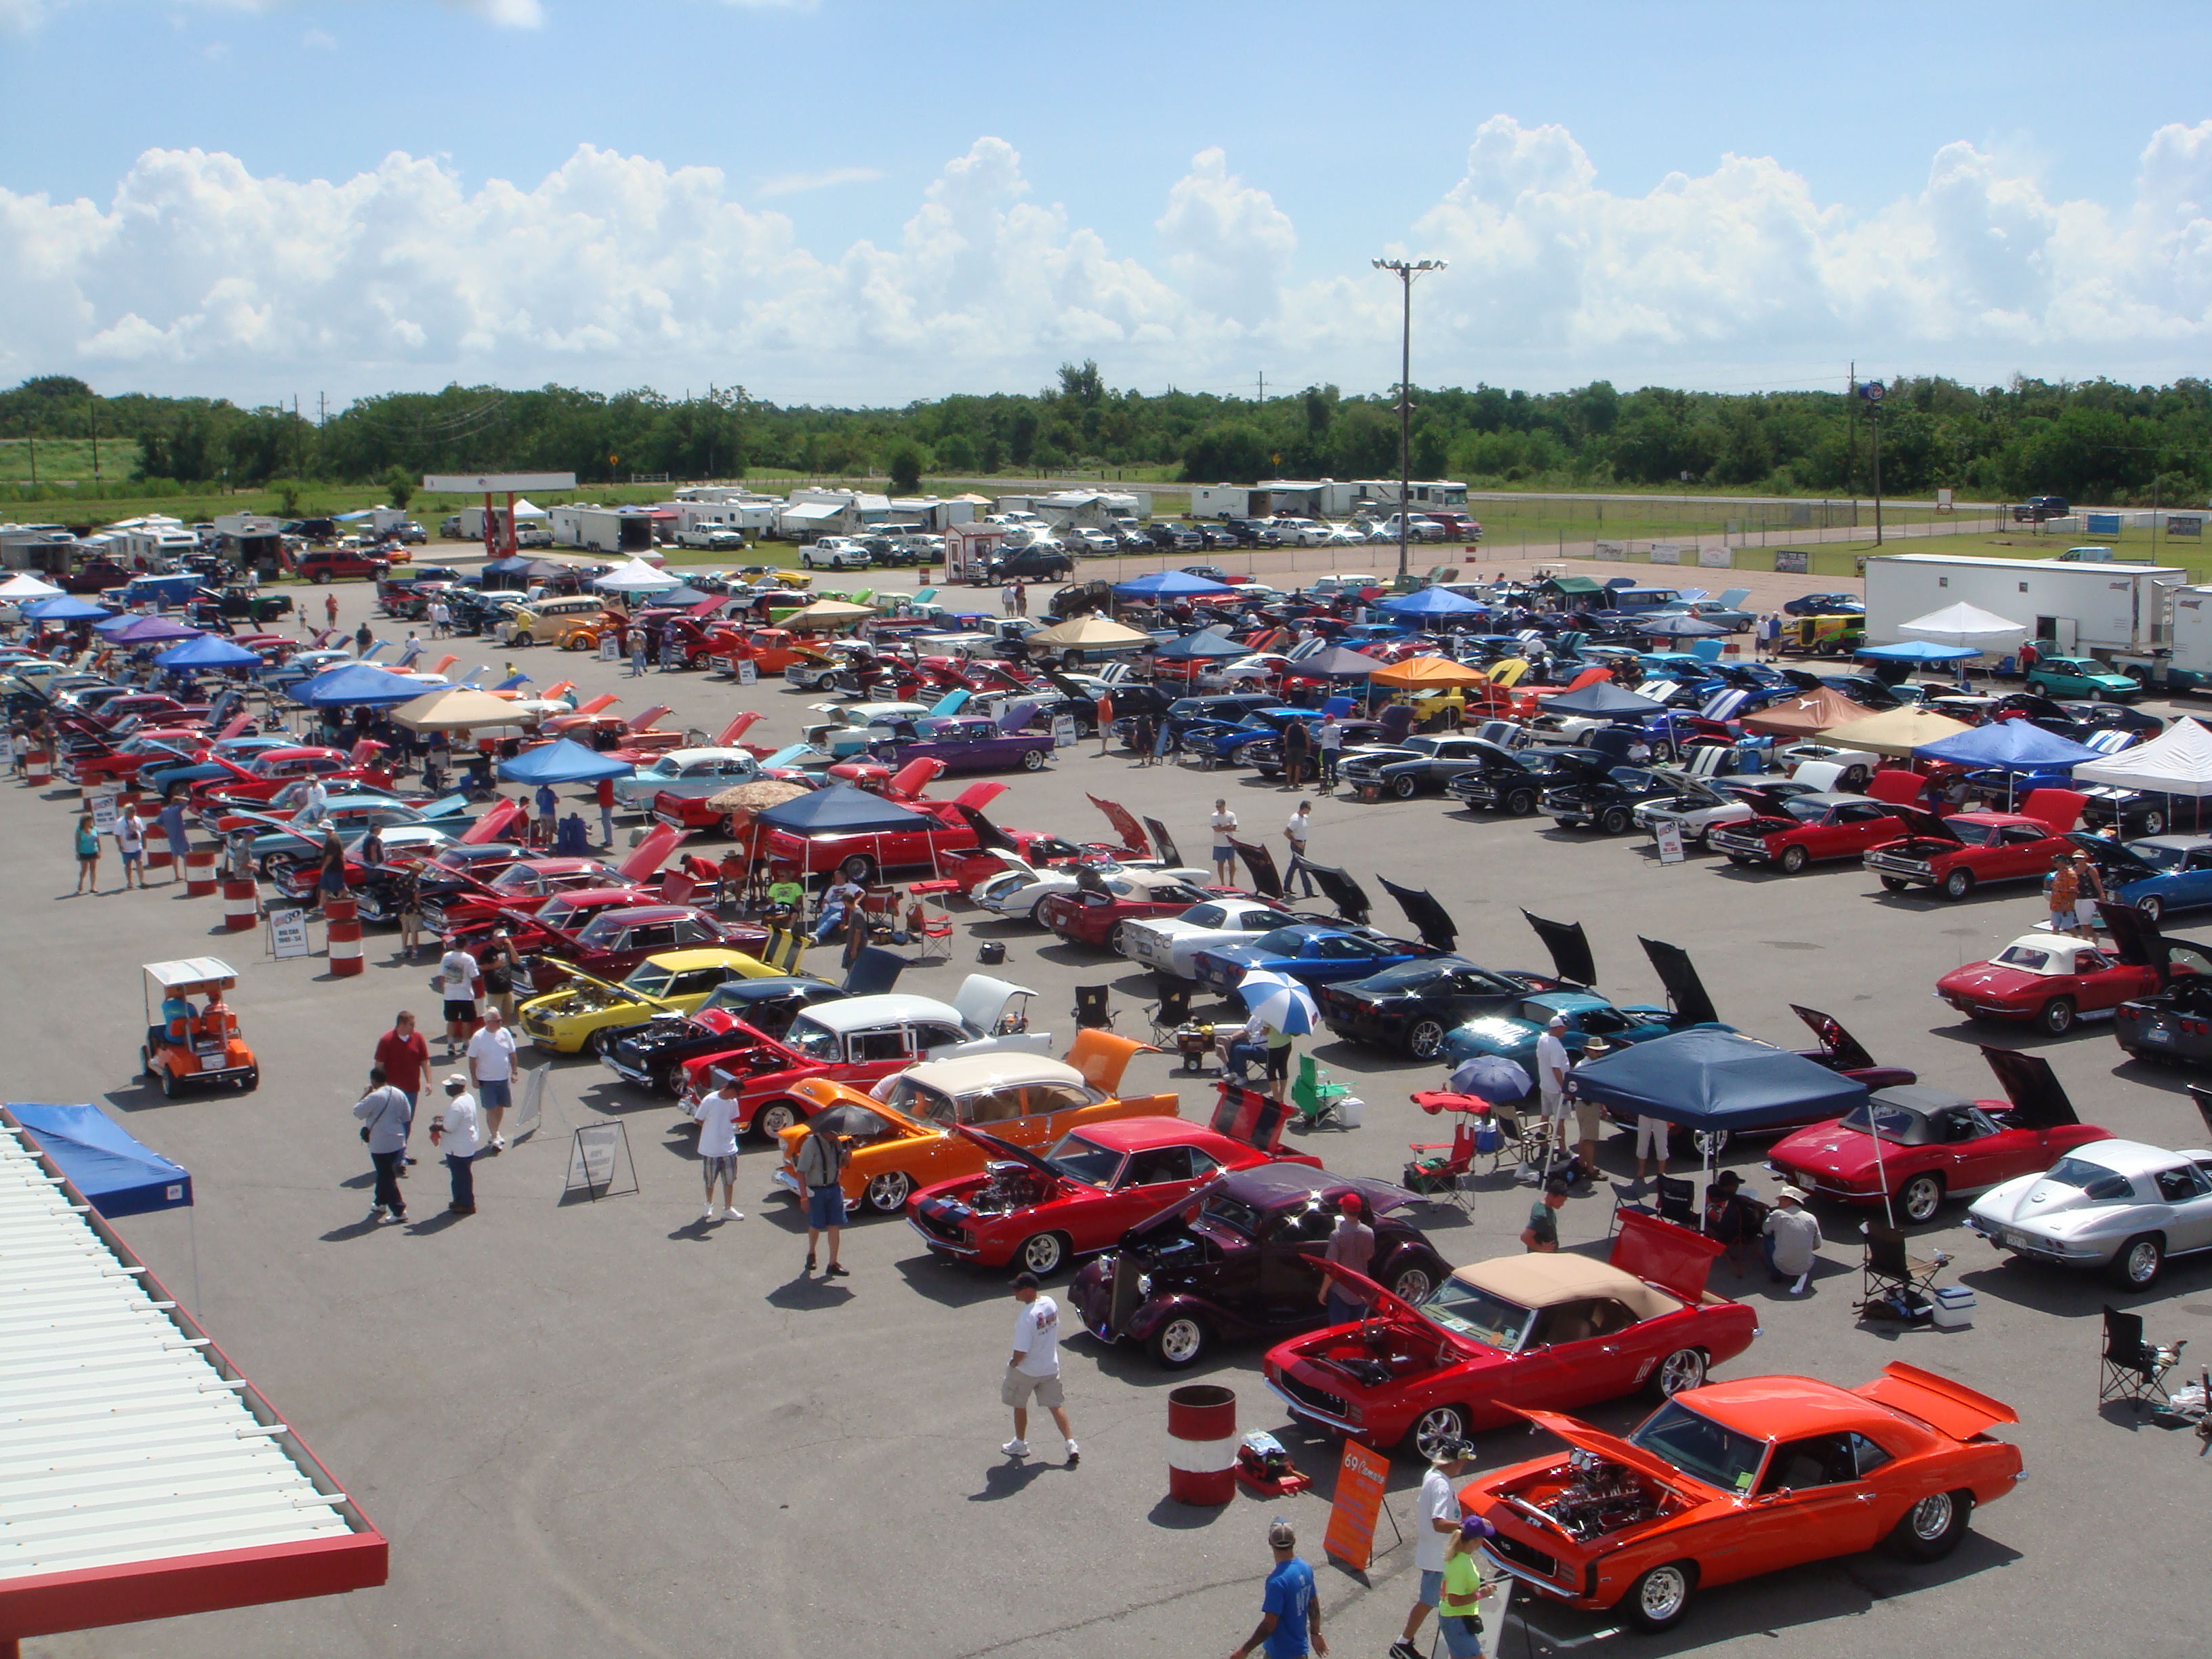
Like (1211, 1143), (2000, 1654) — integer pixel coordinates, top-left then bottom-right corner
(4, 1), (2210, 407)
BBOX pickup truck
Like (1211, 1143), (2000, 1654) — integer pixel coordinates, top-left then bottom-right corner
(678, 527), (745, 551)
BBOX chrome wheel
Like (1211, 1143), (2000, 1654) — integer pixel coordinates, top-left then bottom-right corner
(1408, 1020), (1447, 1059)
(1901, 1173), (1944, 1223)
(1910, 1492), (1954, 1541)
(1391, 1263), (1435, 1302)
(1018, 1233), (1067, 1276)
(865, 1171), (911, 1212)
(1410, 1406), (1469, 1460)
(2118, 1233), (2164, 1288)
(754, 1101), (798, 1139)
(1626, 1563), (1694, 1632)
(1151, 1315), (1206, 1368)
(1656, 1347), (1707, 1397)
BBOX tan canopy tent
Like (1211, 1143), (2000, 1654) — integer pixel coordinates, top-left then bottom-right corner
(392, 687), (535, 732)
(1819, 704), (1973, 757)
(1738, 687), (1877, 738)
(1025, 615), (1152, 648)
(781, 599), (876, 632)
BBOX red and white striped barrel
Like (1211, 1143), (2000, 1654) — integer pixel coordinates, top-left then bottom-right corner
(23, 751), (49, 785)
(220, 877), (258, 931)
(325, 895), (364, 975)
(1166, 1384), (1237, 1505)
(183, 848), (218, 896)
(146, 846), (173, 872)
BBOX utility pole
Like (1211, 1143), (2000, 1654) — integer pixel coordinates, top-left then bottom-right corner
(1860, 379), (1887, 546)
(1845, 360), (1858, 500)
(89, 396), (102, 499)
(25, 426), (35, 493)
(1372, 257), (1448, 583)
(1257, 371), (1265, 407)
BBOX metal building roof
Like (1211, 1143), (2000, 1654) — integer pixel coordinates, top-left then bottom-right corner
(0, 1111), (386, 1641)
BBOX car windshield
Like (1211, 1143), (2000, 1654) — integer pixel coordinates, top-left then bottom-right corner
(2041, 1156), (2139, 1202)
(1357, 960), (1457, 991)
(1248, 927), (1324, 956)
(1948, 821), (2003, 847)
(1782, 798), (1831, 823)
(537, 897), (582, 930)
(876, 1073), (958, 1124)
(1630, 1401), (1768, 1494)
(1418, 1278), (1534, 1352)
(623, 964), (678, 1000)
(2132, 843), (2196, 872)
(782, 1017), (842, 1063)
(1044, 1132), (1122, 1187)
(1837, 1100), (1935, 1146)
(1197, 1189), (1267, 1237)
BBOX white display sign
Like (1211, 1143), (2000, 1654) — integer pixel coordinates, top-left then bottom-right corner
(569, 1123), (623, 1195)
(1654, 819), (1687, 865)
(1592, 541), (1627, 561)
(737, 657), (758, 687)
(598, 637), (619, 661)
(1648, 543), (1683, 565)
(267, 907), (312, 958)
(91, 792), (119, 833)
(1698, 545), (1732, 568)
(1051, 714), (1078, 749)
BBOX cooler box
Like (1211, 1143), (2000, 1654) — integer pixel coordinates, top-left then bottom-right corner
(1334, 1095), (1364, 1128)
(1931, 1286), (1975, 1329)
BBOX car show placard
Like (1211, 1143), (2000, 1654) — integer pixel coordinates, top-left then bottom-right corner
(1051, 714), (1078, 748)
(598, 637), (619, 661)
(1654, 817), (1687, 864)
(90, 792), (119, 833)
(1648, 542), (1683, 565)
(266, 907), (311, 959)
(737, 657), (757, 686)
(1322, 1439), (1395, 1571)
(565, 1122), (636, 1200)
(512, 1065), (547, 1143)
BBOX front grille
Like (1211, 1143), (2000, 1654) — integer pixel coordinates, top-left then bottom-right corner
(1489, 1532), (1559, 1579)
(1275, 1374), (1349, 1419)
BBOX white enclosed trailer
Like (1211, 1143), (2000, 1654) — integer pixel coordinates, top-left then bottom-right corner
(1862, 552), (2188, 657)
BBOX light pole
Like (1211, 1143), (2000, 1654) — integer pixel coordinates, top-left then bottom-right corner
(1858, 379), (1885, 546)
(1372, 256), (1447, 582)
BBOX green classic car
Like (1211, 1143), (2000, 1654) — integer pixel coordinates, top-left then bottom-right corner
(2027, 654), (2140, 703)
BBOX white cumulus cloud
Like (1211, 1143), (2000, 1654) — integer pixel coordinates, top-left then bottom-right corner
(3, 120), (2211, 405)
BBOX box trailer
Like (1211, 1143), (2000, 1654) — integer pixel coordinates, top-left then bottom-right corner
(1191, 484), (1270, 519)
(2118, 584), (2212, 693)
(1862, 552), (2188, 658)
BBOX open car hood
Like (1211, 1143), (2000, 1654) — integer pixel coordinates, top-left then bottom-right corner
(956, 803), (1021, 854)
(1978, 1045), (2081, 1129)
(888, 756), (947, 799)
(2095, 899), (2167, 970)
(1143, 816), (1183, 867)
(951, 1124), (1061, 1179)
(1304, 863), (1370, 925)
(1523, 911), (1596, 989)
(1789, 1005), (1875, 1071)
(1504, 1410), (1715, 1498)
(616, 823), (688, 882)
(1883, 804), (1961, 843)
(1305, 1263), (1490, 1356)
(1639, 937), (1718, 1027)
(1088, 795), (1148, 857)
(1610, 1210), (1722, 1302)
(1227, 838), (1284, 901)
(1380, 876), (1458, 954)
(842, 947), (905, 997)
(462, 799), (527, 846)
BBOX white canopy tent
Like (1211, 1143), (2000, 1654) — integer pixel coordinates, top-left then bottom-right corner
(0, 572), (64, 599)
(507, 497), (548, 520)
(1896, 600), (2029, 652)
(593, 556), (682, 594)
(2072, 715), (2212, 798)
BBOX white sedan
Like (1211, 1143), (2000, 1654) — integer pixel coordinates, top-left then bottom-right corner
(977, 861), (1216, 923)
(1119, 896), (1301, 981)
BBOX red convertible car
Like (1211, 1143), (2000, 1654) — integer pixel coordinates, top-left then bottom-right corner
(1767, 1046), (2110, 1222)
(1932, 917), (2205, 1036)
(1036, 867), (1230, 951)
(190, 744), (394, 821)
(1466, 1364), (2024, 1633)
(907, 1118), (1322, 1275)
(1263, 1214), (1756, 1460)
(1705, 791), (1909, 873)
(1862, 790), (2084, 901)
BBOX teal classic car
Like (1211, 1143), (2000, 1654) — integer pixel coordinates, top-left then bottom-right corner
(2027, 655), (2140, 702)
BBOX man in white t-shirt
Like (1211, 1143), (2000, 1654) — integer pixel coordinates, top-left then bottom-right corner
(692, 1080), (745, 1224)
(1525, 1014), (1571, 1184)
(466, 1008), (518, 1151)
(1002, 1272), (1078, 1467)
(437, 944), (480, 1058)
(1392, 1438), (1472, 1659)
(427, 1073), (482, 1215)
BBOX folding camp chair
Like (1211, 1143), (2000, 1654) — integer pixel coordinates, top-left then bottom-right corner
(1610, 1181), (1659, 1235)
(1859, 1225), (1948, 1317)
(1147, 980), (1192, 1044)
(2100, 1305), (2186, 1412)
(905, 879), (957, 963)
(1290, 1053), (1352, 1130)
(1073, 985), (1114, 1031)
(1403, 1112), (1486, 1213)
(1410, 1090), (1517, 1173)
(1653, 1175), (1697, 1227)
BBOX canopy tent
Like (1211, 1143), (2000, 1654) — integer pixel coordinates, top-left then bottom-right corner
(507, 497), (548, 519)
(652, 586), (714, 607)
(7, 1102), (191, 1217)
(1292, 644), (1387, 678)
(1635, 613), (1729, 639)
(25, 595), (114, 621)
(2073, 715), (2212, 797)
(106, 615), (205, 646)
(594, 557), (682, 594)
(782, 599), (876, 630)
(1818, 704), (1973, 758)
(1856, 639), (1982, 664)
(497, 739), (636, 785)
(292, 663), (443, 709)
(1915, 720), (2103, 771)
(1113, 570), (1233, 599)
(1376, 586), (1488, 618)
(1368, 655), (1489, 689)
(0, 572), (64, 599)
(391, 686), (533, 731)
(482, 556), (538, 576)
(1737, 687), (1877, 737)
(1564, 1028), (1868, 1133)
(1150, 628), (1251, 662)
(1025, 615), (1153, 648)
(1896, 600), (2029, 652)
(1536, 680), (1668, 718)
(153, 635), (262, 669)
(754, 781), (933, 835)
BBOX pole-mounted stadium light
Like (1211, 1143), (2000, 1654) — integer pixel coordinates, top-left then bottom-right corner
(1372, 258), (1448, 580)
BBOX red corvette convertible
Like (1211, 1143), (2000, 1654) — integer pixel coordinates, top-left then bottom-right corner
(906, 1118), (1322, 1275)
(1263, 1214), (1757, 1460)
(1933, 914), (2205, 1035)
(1767, 1046), (2110, 1222)
(1036, 867), (1229, 951)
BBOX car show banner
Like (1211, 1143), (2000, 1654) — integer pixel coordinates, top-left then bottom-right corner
(1648, 543), (1683, 565)
(565, 1122), (636, 1200)
(1699, 544), (1733, 567)
(2170, 516), (2204, 538)
(265, 907), (311, 960)
(1322, 1439), (1397, 1572)
(1773, 549), (1811, 573)
(1591, 541), (1627, 561)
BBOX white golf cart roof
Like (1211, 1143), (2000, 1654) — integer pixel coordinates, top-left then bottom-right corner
(144, 958), (240, 993)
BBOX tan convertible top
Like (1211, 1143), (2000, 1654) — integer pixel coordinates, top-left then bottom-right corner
(1451, 1254), (1682, 1320)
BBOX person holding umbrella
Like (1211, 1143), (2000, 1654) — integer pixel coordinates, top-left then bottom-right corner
(1238, 971), (1319, 1103)
(793, 1111), (854, 1277)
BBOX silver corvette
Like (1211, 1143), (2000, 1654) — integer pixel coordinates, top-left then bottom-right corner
(1966, 1138), (2212, 1288)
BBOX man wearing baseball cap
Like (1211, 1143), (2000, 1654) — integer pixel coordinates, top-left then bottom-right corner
(1232, 1518), (1325, 1659)
(1393, 1438), (1472, 1659)
(1316, 1192), (1373, 1326)
(1524, 1012), (1571, 1185)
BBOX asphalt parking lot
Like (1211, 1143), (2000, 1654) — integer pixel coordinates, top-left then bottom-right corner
(16, 578), (2211, 1659)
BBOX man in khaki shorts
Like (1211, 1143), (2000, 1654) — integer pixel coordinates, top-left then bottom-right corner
(1001, 1271), (1078, 1467)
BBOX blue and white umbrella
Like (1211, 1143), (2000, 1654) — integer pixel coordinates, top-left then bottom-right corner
(1236, 970), (1319, 1036)
(1448, 1054), (1532, 1103)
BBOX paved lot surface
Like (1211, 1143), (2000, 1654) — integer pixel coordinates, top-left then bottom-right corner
(16, 579), (2210, 1659)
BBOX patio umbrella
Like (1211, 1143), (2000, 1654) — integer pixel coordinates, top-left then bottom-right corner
(594, 557), (682, 594)
(153, 635), (262, 669)
(0, 573), (64, 599)
(392, 685), (535, 731)
(1235, 970), (1319, 1034)
(497, 739), (636, 784)
(1447, 1054), (1532, 1103)
(705, 779), (812, 813)
(1114, 570), (1233, 599)
(1368, 655), (1490, 689)
(1378, 586), (1488, 618)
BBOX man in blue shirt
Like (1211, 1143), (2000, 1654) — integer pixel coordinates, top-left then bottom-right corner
(1233, 1518), (1326, 1659)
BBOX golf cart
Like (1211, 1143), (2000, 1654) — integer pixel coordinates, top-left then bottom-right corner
(141, 957), (260, 1097)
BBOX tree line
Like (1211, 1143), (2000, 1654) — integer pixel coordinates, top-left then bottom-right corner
(5, 365), (2209, 506)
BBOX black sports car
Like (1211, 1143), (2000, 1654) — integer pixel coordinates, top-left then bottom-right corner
(1540, 755), (1682, 833)
(1315, 956), (1568, 1058)
(1067, 1163), (1446, 1368)
(598, 977), (848, 1093)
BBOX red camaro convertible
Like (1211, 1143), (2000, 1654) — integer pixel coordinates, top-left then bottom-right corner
(1263, 1214), (1758, 1461)
(1767, 1046), (2110, 1223)
(1465, 1364), (2024, 1633)
(906, 1118), (1321, 1276)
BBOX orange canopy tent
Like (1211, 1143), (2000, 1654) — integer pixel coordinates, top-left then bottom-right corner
(1369, 656), (1492, 689)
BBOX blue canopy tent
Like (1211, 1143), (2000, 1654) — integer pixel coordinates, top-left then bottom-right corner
(1536, 680), (1669, 719)
(1376, 586), (1488, 619)
(108, 615), (206, 646)
(26, 595), (114, 622)
(1150, 629), (1252, 662)
(1114, 570), (1233, 600)
(497, 739), (636, 784)
(1914, 720), (2102, 770)
(1568, 1027), (1868, 1133)
(1856, 640), (1982, 663)
(754, 781), (933, 836)
(93, 610), (146, 635)
(155, 635), (264, 669)
(7, 1102), (191, 1217)
(291, 663), (446, 708)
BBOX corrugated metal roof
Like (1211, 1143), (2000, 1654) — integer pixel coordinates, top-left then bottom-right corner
(0, 1114), (385, 1639)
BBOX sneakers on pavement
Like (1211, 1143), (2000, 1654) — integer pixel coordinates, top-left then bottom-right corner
(367, 1206), (386, 1223)
(1002, 1439), (1030, 1458)
(825, 1262), (849, 1277)
(492, 1135), (507, 1151)
(701, 1203), (718, 1223)
(1065, 1441), (1080, 1467)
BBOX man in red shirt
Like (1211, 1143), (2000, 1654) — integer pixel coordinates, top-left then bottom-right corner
(372, 1010), (432, 1174)
(595, 775), (616, 847)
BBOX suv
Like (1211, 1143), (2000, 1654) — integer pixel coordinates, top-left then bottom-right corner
(2011, 496), (2072, 523)
(980, 544), (1075, 585)
(297, 548), (391, 583)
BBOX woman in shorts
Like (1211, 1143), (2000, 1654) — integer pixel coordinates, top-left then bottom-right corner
(73, 811), (100, 895)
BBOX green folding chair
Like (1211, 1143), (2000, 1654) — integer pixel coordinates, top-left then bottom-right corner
(1290, 1053), (1351, 1129)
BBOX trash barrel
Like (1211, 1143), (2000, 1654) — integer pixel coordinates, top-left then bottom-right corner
(24, 751), (50, 786)
(221, 878), (258, 931)
(183, 848), (218, 896)
(1166, 1384), (1237, 1505)
(325, 895), (364, 975)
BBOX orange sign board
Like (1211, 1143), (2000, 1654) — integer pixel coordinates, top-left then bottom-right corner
(1322, 1439), (1391, 1570)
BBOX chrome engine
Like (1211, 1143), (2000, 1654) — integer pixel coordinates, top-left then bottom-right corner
(970, 1161), (1048, 1216)
(1540, 1450), (1658, 1542)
